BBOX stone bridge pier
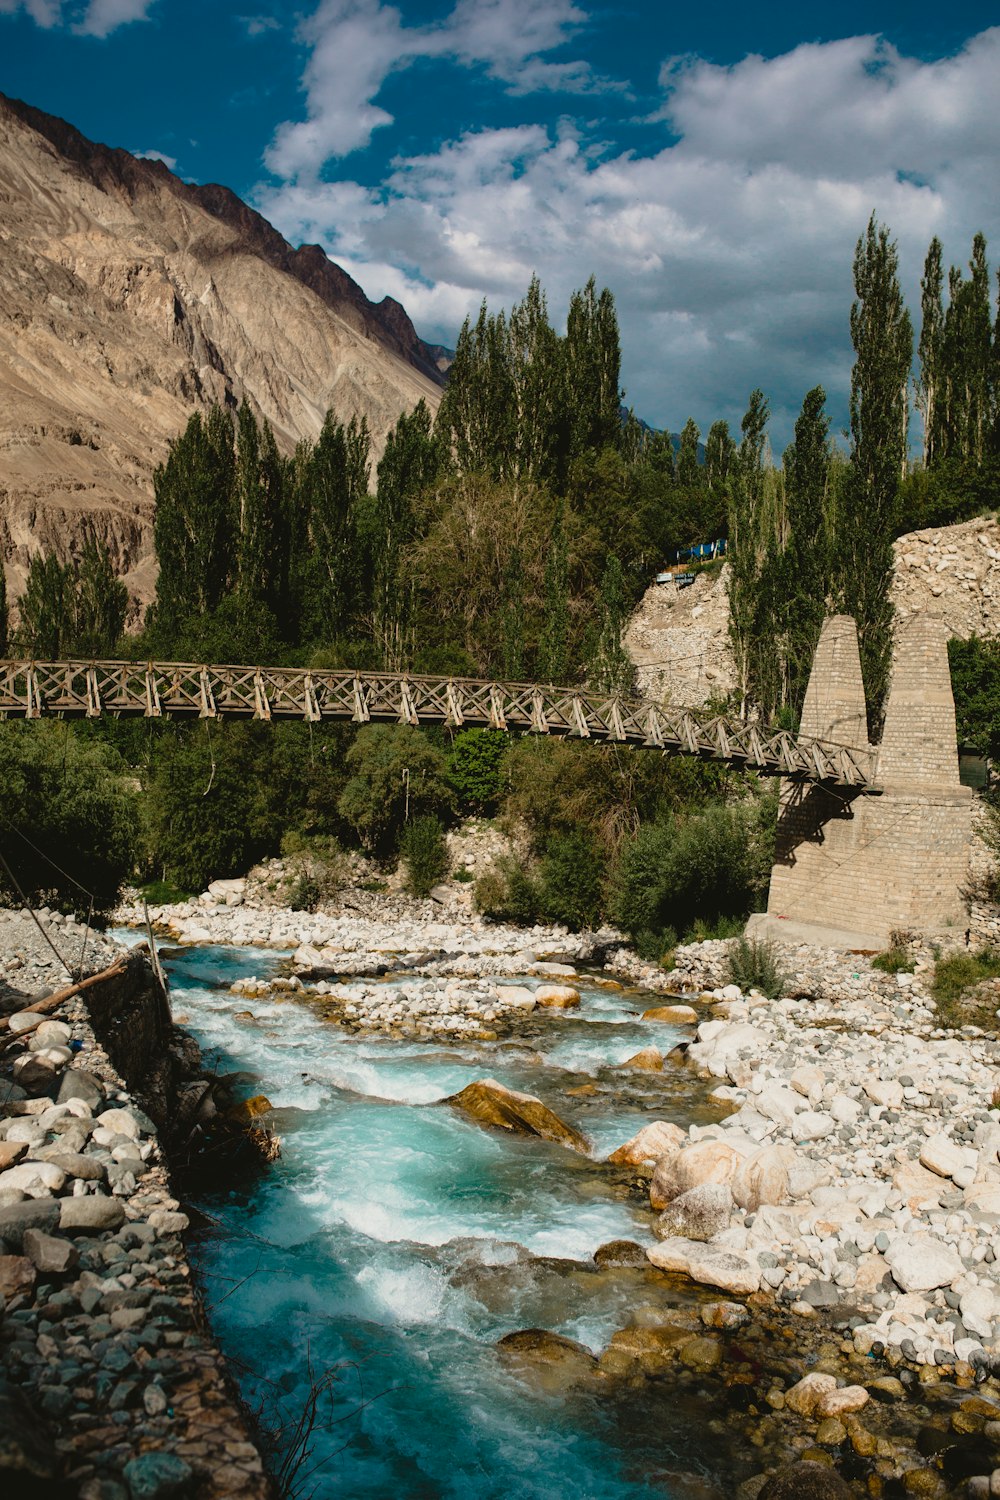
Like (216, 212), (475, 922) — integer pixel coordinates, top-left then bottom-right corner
(751, 613), (973, 949)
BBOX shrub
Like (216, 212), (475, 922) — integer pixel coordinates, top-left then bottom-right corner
(0, 723), (139, 919)
(725, 935), (787, 999)
(338, 725), (455, 854)
(474, 858), (542, 925)
(931, 946), (1000, 1026)
(872, 946), (915, 975)
(399, 816), (449, 897)
(447, 729), (508, 813)
(539, 830), (604, 930)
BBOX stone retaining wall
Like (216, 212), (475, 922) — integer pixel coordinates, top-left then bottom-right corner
(0, 933), (272, 1499)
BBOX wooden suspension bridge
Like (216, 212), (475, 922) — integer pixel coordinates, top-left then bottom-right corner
(0, 658), (879, 791)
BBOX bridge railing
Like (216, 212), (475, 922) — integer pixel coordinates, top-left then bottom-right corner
(0, 659), (879, 791)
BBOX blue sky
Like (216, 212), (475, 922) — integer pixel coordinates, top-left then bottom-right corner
(3, 1), (1000, 444)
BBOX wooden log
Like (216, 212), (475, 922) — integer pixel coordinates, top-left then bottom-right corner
(0, 957), (128, 1032)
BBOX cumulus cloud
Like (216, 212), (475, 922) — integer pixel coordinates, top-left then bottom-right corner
(0, 0), (154, 33)
(239, 13), (280, 37)
(264, 0), (614, 175)
(257, 25), (1000, 441)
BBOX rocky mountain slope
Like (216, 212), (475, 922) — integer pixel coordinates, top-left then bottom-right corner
(0, 94), (445, 612)
(626, 514), (1000, 707)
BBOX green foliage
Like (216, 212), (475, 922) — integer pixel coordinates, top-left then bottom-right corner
(589, 554), (635, 694)
(16, 553), (76, 657)
(149, 406), (236, 640)
(337, 725), (454, 854)
(872, 946), (916, 975)
(725, 935), (787, 999)
(898, 458), (1000, 536)
(0, 560), (6, 656)
(447, 730), (507, 813)
(840, 215), (913, 736)
(140, 877), (193, 905)
(474, 857), (543, 925)
(538, 830), (604, 930)
(948, 636), (1000, 759)
(399, 815), (449, 897)
(0, 723), (138, 918)
(612, 793), (777, 956)
(15, 539), (127, 659)
(931, 946), (1000, 1026)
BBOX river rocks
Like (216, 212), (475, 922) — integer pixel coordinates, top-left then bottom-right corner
(649, 1140), (743, 1209)
(784, 1372), (838, 1417)
(700, 1301), (750, 1330)
(0, 1253), (36, 1298)
(0, 1159), (66, 1196)
(757, 1462), (854, 1500)
(885, 1234), (964, 1293)
(642, 1004), (698, 1023)
(731, 1146), (793, 1213)
(21, 1227), (78, 1274)
(445, 1080), (590, 1153)
(123, 1451), (194, 1499)
(496, 1328), (598, 1390)
(919, 1132), (968, 1179)
(655, 1184), (733, 1242)
(534, 985), (580, 1008)
(58, 1192), (126, 1234)
(815, 1386), (870, 1418)
(685, 1246), (762, 1296)
(607, 1120), (685, 1168)
(593, 1239), (649, 1268)
(620, 1047), (663, 1071)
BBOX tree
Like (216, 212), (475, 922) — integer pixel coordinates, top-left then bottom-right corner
(564, 276), (622, 458)
(676, 419), (701, 488)
(337, 725), (454, 853)
(536, 509), (570, 683)
(373, 400), (441, 665)
(73, 537), (128, 657)
(917, 237), (944, 467)
(840, 215), (913, 733)
(298, 413), (370, 643)
(589, 554), (635, 694)
(0, 561), (8, 657)
(149, 407), (236, 640)
(704, 420), (736, 492)
(781, 386), (831, 714)
(726, 389), (776, 713)
(17, 553), (75, 658)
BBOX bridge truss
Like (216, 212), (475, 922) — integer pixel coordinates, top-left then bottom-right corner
(0, 659), (879, 791)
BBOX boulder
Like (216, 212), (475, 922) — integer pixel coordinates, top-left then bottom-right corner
(784, 1372), (838, 1416)
(919, 1133), (966, 1180)
(685, 1246), (762, 1296)
(0, 1142), (27, 1171)
(892, 1160), (945, 1212)
(10, 1055), (57, 1096)
(593, 1239), (649, 1268)
(96, 1108), (141, 1141)
(57, 1070), (105, 1109)
(21, 1228), (77, 1275)
(445, 1080), (590, 1154)
(0, 1198), (60, 1249)
(534, 985), (580, 1009)
(606, 1120), (685, 1169)
(0, 1161), (66, 1197)
(59, 1195), (126, 1234)
(642, 1005), (698, 1024)
(755, 1082), (802, 1128)
(701, 1301), (750, 1330)
(864, 1077), (903, 1109)
(789, 1065), (825, 1103)
(646, 1237), (700, 1274)
(758, 1462), (854, 1500)
(649, 1139), (742, 1209)
(619, 1047), (663, 1072)
(884, 1233), (963, 1293)
(731, 1146), (793, 1213)
(496, 1329), (597, 1391)
(655, 1183), (733, 1243)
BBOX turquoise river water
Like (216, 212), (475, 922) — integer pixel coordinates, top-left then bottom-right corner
(137, 939), (732, 1499)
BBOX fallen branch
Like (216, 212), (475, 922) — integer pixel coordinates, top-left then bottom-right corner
(0, 957), (128, 1032)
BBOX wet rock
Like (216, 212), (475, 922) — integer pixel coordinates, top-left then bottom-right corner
(593, 1239), (649, 1268)
(642, 1004), (698, 1023)
(620, 1047), (663, 1071)
(123, 1451), (194, 1499)
(606, 1120), (685, 1168)
(784, 1372), (839, 1417)
(700, 1301), (750, 1330)
(445, 1080), (590, 1153)
(655, 1183), (733, 1243)
(815, 1386), (870, 1418)
(757, 1461), (853, 1499)
(534, 985), (580, 1009)
(496, 1328), (598, 1391)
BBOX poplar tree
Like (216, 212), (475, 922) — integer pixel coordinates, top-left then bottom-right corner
(917, 237), (944, 467)
(676, 419), (701, 488)
(704, 420), (736, 491)
(726, 390), (772, 713)
(299, 413), (370, 641)
(564, 276), (622, 457)
(590, 554), (634, 694)
(507, 275), (563, 484)
(150, 407), (236, 638)
(73, 537), (128, 657)
(536, 510), (570, 683)
(374, 400), (441, 664)
(841, 215), (912, 733)
(781, 387), (831, 714)
(17, 554), (75, 658)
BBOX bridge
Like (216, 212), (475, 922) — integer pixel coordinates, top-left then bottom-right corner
(0, 657), (879, 790)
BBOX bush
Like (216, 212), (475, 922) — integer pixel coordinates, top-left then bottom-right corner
(872, 946), (915, 975)
(539, 830), (604, 930)
(725, 935), (787, 999)
(279, 833), (345, 912)
(338, 725), (454, 854)
(447, 729), (507, 813)
(399, 816), (449, 897)
(611, 792), (777, 955)
(931, 945), (1000, 1026)
(0, 723), (138, 919)
(474, 858), (543, 925)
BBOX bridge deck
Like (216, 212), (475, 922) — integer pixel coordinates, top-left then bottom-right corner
(0, 660), (879, 790)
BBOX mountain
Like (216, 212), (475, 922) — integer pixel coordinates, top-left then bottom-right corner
(0, 93), (446, 613)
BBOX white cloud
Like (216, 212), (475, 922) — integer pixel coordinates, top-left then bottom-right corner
(132, 147), (177, 168)
(265, 0), (614, 176)
(257, 26), (1000, 442)
(0, 0), (154, 33)
(239, 13), (280, 37)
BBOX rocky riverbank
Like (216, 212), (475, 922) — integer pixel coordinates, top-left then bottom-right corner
(0, 910), (270, 1499)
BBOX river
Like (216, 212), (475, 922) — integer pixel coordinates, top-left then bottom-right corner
(154, 940), (736, 1500)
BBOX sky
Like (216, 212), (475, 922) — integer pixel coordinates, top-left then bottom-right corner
(3, 0), (1000, 446)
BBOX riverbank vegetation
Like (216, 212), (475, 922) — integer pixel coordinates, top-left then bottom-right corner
(2, 222), (1000, 939)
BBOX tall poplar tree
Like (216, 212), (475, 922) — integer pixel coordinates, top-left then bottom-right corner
(781, 387), (831, 714)
(704, 420), (736, 491)
(676, 419), (701, 488)
(373, 400), (441, 664)
(74, 537), (128, 657)
(841, 215), (912, 733)
(536, 510), (570, 683)
(727, 389), (773, 713)
(564, 276), (622, 457)
(917, 237), (944, 467)
(150, 406), (236, 639)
